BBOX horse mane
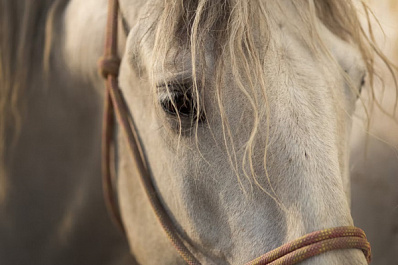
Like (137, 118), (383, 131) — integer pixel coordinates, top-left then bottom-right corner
(0, 0), (60, 205)
(150, 0), (398, 190)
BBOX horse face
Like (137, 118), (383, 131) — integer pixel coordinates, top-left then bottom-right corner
(116, 0), (367, 264)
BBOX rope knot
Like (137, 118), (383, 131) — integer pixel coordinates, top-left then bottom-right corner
(98, 55), (121, 78)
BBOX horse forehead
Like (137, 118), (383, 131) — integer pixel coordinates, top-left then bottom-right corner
(119, 0), (148, 22)
(123, 0), (364, 90)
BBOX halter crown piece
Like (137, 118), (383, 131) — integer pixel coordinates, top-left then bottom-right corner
(98, 0), (372, 264)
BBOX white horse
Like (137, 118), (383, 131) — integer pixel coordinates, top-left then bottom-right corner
(0, 0), (396, 264)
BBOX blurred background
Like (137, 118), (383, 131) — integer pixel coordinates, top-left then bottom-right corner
(350, 0), (398, 264)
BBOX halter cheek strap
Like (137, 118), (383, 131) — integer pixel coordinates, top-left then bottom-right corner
(99, 0), (200, 263)
(98, 0), (372, 264)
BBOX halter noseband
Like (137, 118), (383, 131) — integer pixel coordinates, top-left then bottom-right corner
(98, 0), (372, 264)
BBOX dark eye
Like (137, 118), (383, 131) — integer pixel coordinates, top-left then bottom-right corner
(159, 84), (205, 122)
(161, 91), (194, 117)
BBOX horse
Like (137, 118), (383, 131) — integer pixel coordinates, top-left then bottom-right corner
(0, 0), (396, 264)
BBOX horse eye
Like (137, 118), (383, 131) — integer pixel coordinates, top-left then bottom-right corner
(158, 82), (206, 123)
(161, 91), (193, 117)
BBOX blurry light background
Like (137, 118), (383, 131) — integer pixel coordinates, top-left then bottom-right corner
(350, 0), (398, 264)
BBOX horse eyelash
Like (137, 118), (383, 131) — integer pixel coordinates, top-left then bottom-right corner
(157, 83), (206, 124)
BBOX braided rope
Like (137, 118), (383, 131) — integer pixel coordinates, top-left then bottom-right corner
(99, 0), (200, 263)
(244, 226), (371, 265)
(98, 1), (372, 265)
(100, 0), (124, 233)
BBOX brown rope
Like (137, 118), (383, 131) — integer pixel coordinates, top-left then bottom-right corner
(99, 0), (200, 263)
(106, 76), (201, 264)
(98, 1), (372, 264)
(244, 226), (371, 265)
(100, 0), (124, 233)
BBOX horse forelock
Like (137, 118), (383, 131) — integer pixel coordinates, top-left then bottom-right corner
(0, 0), (60, 205)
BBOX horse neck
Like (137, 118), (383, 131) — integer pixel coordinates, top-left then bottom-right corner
(0, 4), (132, 265)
